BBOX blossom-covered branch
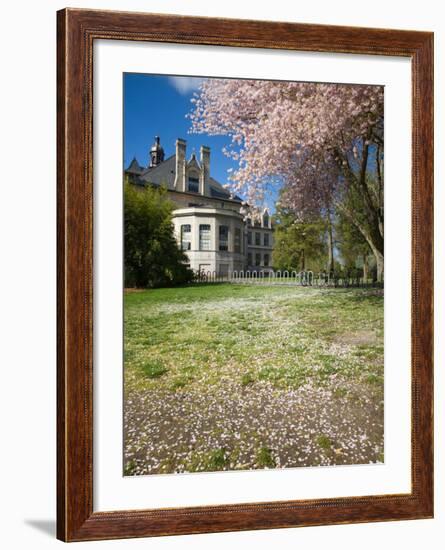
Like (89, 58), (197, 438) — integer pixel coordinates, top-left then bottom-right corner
(189, 78), (384, 280)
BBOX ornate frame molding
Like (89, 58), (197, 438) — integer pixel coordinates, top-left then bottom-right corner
(57, 8), (433, 541)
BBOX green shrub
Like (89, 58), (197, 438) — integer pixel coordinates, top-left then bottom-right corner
(124, 180), (193, 288)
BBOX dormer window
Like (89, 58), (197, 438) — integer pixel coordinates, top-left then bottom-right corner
(188, 176), (199, 193)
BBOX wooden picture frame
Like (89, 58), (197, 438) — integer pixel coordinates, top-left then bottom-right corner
(57, 8), (434, 542)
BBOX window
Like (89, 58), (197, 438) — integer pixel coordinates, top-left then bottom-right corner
(188, 176), (199, 193)
(181, 224), (191, 250)
(199, 224), (211, 250)
(264, 233), (270, 247)
(219, 225), (229, 251)
(247, 231), (252, 245)
(264, 254), (270, 267)
(255, 232), (261, 246)
(255, 253), (261, 266)
(247, 253), (252, 265)
(263, 213), (269, 227)
(234, 227), (241, 253)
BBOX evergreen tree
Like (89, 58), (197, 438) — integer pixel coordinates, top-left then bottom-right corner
(124, 180), (193, 288)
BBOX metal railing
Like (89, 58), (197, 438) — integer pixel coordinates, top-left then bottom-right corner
(193, 270), (382, 288)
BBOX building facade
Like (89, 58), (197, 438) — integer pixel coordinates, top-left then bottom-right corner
(246, 214), (273, 271)
(125, 137), (274, 275)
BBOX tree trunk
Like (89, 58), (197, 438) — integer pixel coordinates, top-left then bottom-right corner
(362, 254), (369, 282)
(374, 250), (384, 283)
(337, 143), (384, 280)
(362, 237), (383, 282)
(336, 203), (384, 283)
(326, 214), (335, 275)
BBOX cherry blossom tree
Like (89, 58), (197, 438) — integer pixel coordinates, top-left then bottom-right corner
(189, 79), (384, 281)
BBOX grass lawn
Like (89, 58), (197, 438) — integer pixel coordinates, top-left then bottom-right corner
(124, 284), (384, 475)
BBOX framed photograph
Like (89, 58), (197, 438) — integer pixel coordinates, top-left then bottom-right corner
(57, 8), (433, 542)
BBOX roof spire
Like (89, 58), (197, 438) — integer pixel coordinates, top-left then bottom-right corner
(149, 136), (165, 167)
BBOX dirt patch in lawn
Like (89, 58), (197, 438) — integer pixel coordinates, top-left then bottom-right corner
(335, 330), (377, 346)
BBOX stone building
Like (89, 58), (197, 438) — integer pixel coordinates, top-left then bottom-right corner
(246, 213), (273, 271)
(125, 137), (274, 275)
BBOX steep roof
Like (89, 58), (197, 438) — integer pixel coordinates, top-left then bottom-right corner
(187, 153), (201, 171)
(127, 154), (242, 203)
(208, 178), (234, 200)
(139, 155), (176, 188)
(126, 157), (144, 175)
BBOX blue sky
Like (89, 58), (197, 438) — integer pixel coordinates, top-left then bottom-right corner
(123, 73), (280, 211)
(124, 74), (238, 188)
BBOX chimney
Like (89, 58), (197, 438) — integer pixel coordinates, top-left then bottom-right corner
(199, 145), (210, 196)
(174, 139), (186, 192)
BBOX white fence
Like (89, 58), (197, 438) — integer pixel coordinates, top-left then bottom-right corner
(193, 270), (381, 288)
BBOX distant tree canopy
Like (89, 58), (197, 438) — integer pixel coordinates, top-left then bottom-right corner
(335, 208), (375, 280)
(273, 203), (327, 272)
(124, 180), (193, 288)
(273, 190), (376, 278)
